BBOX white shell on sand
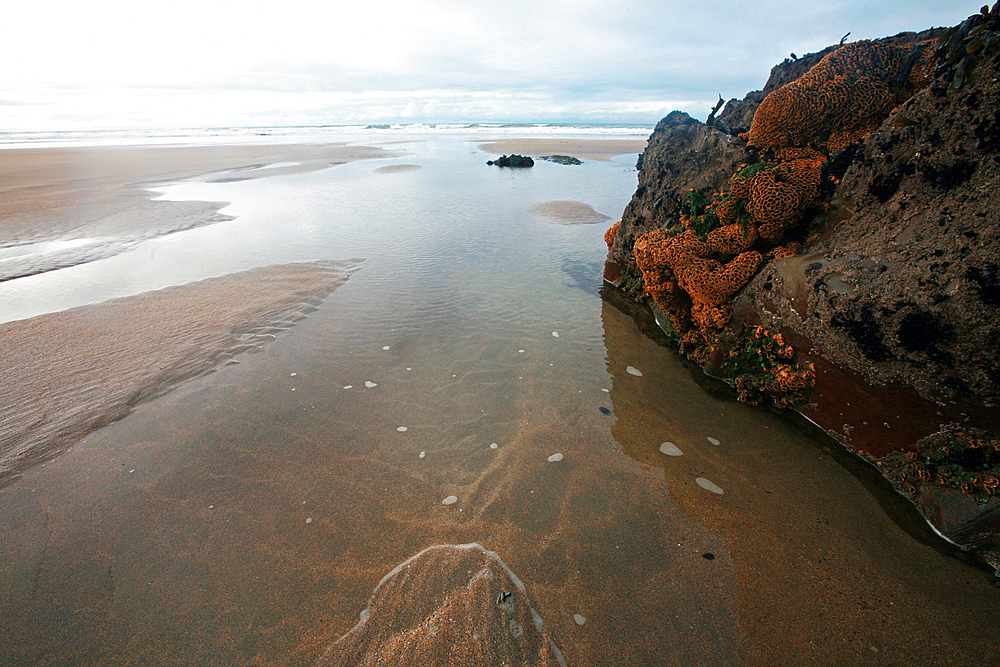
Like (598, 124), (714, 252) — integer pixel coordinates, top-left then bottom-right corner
(365, 381), (377, 388)
(696, 477), (725, 494)
(490, 443), (498, 449)
(305, 517), (313, 524)
(397, 426), (408, 432)
(547, 453), (564, 463)
(441, 495), (458, 505)
(343, 385), (353, 389)
(419, 451), (426, 459)
(573, 614), (587, 626)
(707, 437), (721, 446)
(290, 372), (297, 377)
(383, 345), (390, 350)
(626, 366), (642, 376)
(552, 331), (559, 337)
(659, 442), (683, 456)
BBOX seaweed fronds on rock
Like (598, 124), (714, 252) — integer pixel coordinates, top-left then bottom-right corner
(721, 325), (816, 408)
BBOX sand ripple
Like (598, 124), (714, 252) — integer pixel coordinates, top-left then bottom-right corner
(0, 260), (353, 485)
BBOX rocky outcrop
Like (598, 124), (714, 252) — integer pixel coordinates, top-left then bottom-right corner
(605, 7), (1000, 567)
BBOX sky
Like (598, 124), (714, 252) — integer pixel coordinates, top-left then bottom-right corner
(0, 0), (985, 132)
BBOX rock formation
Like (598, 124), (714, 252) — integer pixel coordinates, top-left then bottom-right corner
(605, 5), (1000, 567)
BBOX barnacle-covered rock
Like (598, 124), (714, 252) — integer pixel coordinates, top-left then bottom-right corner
(745, 40), (934, 154)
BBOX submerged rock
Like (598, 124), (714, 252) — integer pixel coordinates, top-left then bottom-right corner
(316, 543), (564, 666)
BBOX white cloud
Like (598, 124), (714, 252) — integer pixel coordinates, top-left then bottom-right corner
(0, 1), (984, 131)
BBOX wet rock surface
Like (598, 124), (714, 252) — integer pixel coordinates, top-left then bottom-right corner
(605, 13), (1000, 565)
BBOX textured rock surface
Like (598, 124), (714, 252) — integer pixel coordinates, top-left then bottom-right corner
(605, 16), (1000, 564)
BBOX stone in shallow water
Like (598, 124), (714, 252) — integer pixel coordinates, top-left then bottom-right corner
(442, 495), (458, 505)
(573, 614), (587, 626)
(547, 453), (564, 463)
(315, 543), (564, 666)
(707, 437), (721, 446)
(659, 442), (683, 456)
(696, 477), (725, 494)
(626, 366), (642, 376)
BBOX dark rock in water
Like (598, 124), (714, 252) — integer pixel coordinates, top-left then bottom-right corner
(316, 543), (564, 666)
(488, 154), (534, 168)
(599, 406), (611, 415)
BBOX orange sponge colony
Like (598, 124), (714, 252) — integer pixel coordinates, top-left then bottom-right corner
(745, 40), (929, 154)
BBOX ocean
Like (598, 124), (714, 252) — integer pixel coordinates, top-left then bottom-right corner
(1, 125), (997, 666)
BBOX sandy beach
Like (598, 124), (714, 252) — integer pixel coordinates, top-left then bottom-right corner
(0, 143), (396, 280)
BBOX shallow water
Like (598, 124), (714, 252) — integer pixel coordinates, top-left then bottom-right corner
(1, 133), (998, 666)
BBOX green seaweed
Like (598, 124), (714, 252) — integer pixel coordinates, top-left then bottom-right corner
(539, 155), (583, 165)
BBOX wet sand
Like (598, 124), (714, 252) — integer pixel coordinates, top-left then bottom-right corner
(0, 143), (395, 280)
(475, 139), (646, 163)
(0, 260), (353, 485)
(1, 137), (999, 667)
(529, 201), (611, 224)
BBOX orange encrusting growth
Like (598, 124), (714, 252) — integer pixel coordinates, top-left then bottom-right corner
(626, 38), (938, 406)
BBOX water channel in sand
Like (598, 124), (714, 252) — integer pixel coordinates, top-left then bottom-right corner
(0, 132), (998, 666)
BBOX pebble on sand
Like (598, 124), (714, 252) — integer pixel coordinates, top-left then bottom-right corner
(344, 385), (353, 389)
(441, 495), (458, 505)
(547, 453), (564, 463)
(659, 442), (683, 456)
(365, 381), (377, 388)
(306, 517), (313, 524)
(290, 372), (297, 377)
(419, 451), (426, 459)
(383, 346), (390, 350)
(490, 443), (498, 449)
(552, 331), (560, 338)
(695, 477), (725, 494)
(573, 614), (587, 626)
(397, 426), (408, 432)
(626, 366), (642, 376)
(707, 437), (721, 446)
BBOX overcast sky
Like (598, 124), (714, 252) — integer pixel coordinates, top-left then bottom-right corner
(0, 0), (982, 132)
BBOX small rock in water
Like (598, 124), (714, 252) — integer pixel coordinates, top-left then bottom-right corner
(397, 426), (408, 432)
(695, 477), (725, 494)
(441, 495), (458, 505)
(601, 388), (609, 393)
(626, 366), (642, 376)
(659, 442), (683, 456)
(547, 453), (564, 463)
(419, 451), (426, 459)
(598, 406), (611, 415)
(707, 437), (721, 446)
(552, 331), (559, 338)
(490, 443), (498, 449)
(383, 346), (390, 350)
(573, 614), (587, 626)
(365, 381), (377, 388)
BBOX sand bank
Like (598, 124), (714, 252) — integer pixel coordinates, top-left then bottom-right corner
(476, 138), (647, 163)
(0, 260), (354, 485)
(0, 143), (395, 280)
(529, 200), (611, 224)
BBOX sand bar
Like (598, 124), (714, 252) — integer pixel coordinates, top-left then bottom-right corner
(0, 260), (353, 485)
(0, 143), (396, 280)
(476, 138), (647, 163)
